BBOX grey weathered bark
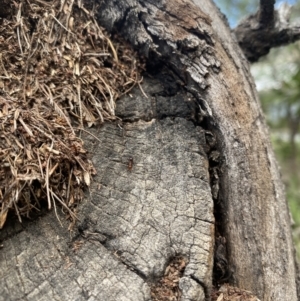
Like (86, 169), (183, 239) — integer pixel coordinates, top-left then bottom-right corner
(0, 0), (298, 301)
(1, 77), (214, 301)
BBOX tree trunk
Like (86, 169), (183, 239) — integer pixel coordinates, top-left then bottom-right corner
(0, 0), (298, 301)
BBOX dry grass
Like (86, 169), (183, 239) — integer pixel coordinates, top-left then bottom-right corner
(0, 0), (143, 228)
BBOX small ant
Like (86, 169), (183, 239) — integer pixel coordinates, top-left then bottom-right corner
(128, 157), (133, 171)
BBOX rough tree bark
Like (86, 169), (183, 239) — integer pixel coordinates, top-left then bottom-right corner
(0, 0), (298, 301)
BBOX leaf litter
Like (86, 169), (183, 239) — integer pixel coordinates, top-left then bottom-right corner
(0, 0), (144, 229)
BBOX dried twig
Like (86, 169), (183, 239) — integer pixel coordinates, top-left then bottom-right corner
(259, 0), (275, 28)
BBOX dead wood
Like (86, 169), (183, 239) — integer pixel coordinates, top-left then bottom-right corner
(234, 2), (300, 62)
(0, 1), (298, 301)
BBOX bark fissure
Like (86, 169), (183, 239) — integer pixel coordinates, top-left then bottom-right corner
(190, 275), (210, 301)
(114, 255), (148, 282)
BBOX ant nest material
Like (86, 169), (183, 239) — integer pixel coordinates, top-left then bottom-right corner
(0, 0), (144, 228)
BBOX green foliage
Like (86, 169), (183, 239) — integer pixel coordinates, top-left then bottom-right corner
(260, 67), (300, 127)
(272, 135), (293, 160)
(285, 173), (300, 258)
(288, 177), (300, 223)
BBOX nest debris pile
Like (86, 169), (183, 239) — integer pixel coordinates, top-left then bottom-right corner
(0, 0), (143, 228)
(150, 256), (187, 301)
(211, 284), (261, 301)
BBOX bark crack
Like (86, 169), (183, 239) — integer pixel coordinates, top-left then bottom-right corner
(189, 275), (210, 301)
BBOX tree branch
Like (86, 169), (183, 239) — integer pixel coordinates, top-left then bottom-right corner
(259, 0), (275, 27)
(234, 3), (300, 62)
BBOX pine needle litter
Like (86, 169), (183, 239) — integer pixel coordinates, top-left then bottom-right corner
(0, 0), (144, 229)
